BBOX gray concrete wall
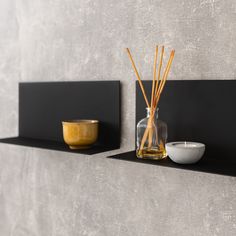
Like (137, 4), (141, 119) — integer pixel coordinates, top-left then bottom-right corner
(1, 145), (236, 236)
(0, 0), (236, 235)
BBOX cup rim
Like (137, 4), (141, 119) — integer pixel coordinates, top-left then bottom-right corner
(62, 119), (99, 124)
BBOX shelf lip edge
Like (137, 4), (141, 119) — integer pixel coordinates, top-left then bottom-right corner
(108, 150), (236, 177)
(0, 136), (120, 155)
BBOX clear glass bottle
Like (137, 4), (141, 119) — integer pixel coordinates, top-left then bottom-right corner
(136, 107), (167, 160)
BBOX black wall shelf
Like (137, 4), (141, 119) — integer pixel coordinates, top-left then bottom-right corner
(109, 80), (236, 177)
(1, 80), (235, 177)
(136, 80), (236, 159)
(0, 81), (121, 155)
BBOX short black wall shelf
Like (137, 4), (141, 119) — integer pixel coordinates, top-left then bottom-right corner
(0, 81), (121, 155)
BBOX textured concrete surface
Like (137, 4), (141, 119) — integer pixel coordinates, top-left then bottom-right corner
(0, 144), (236, 236)
(0, 0), (236, 235)
(1, 0), (236, 148)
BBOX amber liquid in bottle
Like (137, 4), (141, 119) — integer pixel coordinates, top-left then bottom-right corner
(136, 146), (167, 160)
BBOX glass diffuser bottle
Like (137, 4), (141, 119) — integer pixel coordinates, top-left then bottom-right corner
(136, 107), (167, 160)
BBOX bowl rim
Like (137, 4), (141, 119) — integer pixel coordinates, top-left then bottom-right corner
(166, 141), (205, 149)
(62, 119), (99, 124)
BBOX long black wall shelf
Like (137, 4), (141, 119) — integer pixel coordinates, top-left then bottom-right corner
(136, 80), (236, 159)
(0, 81), (121, 155)
(109, 80), (236, 177)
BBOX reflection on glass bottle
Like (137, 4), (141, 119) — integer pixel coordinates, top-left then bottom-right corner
(136, 107), (167, 160)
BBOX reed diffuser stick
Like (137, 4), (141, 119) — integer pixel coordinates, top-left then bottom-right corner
(148, 46), (159, 148)
(151, 46), (158, 108)
(154, 50), (175, 108)
(154, 46), (164, 106)
(126, 48), (150, 108)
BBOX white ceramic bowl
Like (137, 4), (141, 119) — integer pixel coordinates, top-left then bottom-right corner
(166, 142), (205, 164)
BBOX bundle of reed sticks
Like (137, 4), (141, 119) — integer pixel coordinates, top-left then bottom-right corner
(126, 46), (175, 153)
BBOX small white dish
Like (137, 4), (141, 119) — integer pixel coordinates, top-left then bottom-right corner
(166, 141), (205, 164)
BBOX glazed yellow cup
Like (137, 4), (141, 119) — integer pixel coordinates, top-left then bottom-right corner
(62, 120), (99, 149)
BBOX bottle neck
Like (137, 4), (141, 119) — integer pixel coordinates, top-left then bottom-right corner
(146, 107), (159, 118)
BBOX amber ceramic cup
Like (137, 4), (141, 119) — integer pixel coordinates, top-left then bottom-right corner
(62, 120), (99, 149)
